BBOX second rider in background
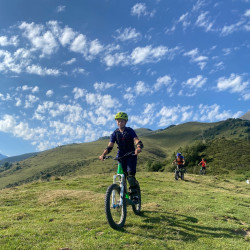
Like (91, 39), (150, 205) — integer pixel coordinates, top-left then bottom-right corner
(99, 112), (144, 203)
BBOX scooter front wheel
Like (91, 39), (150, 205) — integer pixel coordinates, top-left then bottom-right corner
(105, 183), (127, 229)
(175, 170), (179, 180)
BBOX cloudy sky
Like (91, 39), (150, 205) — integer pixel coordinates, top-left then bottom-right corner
(0, 0), (250, 156)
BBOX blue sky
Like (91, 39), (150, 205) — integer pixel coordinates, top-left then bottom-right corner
(0, 0), (249, 156)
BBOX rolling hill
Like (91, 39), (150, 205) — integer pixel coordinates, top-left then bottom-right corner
(0, 152), (38, 166)
(0, 118), (249, 189)
(0, 153), (8, 160)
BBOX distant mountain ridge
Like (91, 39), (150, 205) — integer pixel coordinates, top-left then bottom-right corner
(240, 111), (250, 121)
(0, 152), (38, 166)
(0, 154), (8, 160)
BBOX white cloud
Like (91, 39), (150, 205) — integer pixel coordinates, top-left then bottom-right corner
(181, 110), (193, 122)
(244, 22), (250, 31)
(115, 27), (141, 42)
(0, 114), (46, 141)
(88, 112), (109, 126)
(15, 97), (22, 107)
(244, 9), (250, 17)
(143, 103), (155, 115)
(35, 141), (57, 152)
(85, 93), (120, 109)
(178, 13), (191, 29)
(0, 93), (11, 101)
(124, 81), (151, 104)
(130, 103), (156, 127)
(210, 61), (224, 73)
(26, 64), (60, 76)
(0, 50), (23, 74)
(72, 87), (87, 99)
(217, 74), (249, 93)
(0, 36), (19, 46)
(32, 86), (39, 93)
(50, 121), (84, 138)
(46, 90), (54, 97)
(63, 58), (76, 65)
(0, 114), (16, 133)
(19, 22), (59, 57)
(57, 5), (66, 13)
(22, 85), (31, 91)
(156, 105), (193, 127)
(34, 101), (83, 123)
(103, 52), (128, 68)
(220, 20), (245, 36)
(195, 11), (214, 31)
(35, 101), (54, 113)
(242, 92), (250, 100)
(135, 81), (151, 95)
(72, 68), (88, 75)
(182, 75), (207, 89)
(193, 55), (208, 62)
(89, 39), (104, 56)
(184, 48), (198, 58)
(24, 94), (39, 108)
(123, 91), (135, 104)
(93, 82), (116, 91)
(60, 26), (76, 46)
(0, 48), (35, 74)
(18, 85), (39, 93)
(153, 75), (172, 92)
(70, 34), (87, 54)
(222, 48), (232, 56)
(183, 48), (208, 69)
(131, 3), (147, 17)
(124, 76), (175, 104)
(130, 45), (168, 64)
(192, 0), (206, 12)
(131, 3), (155, 18)
(198, 104), (233, 121)
(155, 103), (237, 126)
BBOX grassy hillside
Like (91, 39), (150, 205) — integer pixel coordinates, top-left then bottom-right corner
(0, 119), (249, 189)
(0, 152), (38, 166)
(203, 118), (250, 140)
(0, 172), (249, 249)
(172, 138), (250, 179)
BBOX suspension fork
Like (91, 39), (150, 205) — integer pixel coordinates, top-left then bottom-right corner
(112, 174), (125, 207)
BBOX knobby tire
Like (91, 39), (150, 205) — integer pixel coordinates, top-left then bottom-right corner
(181, 171), (184, 180)
(132, 181), (141, 215)
(200, 169), (206, 175)
(175, 169), (179, 180)
(105, 183), (127, 229)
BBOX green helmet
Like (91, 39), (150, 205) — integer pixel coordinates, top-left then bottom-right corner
(115, 112), (128, 121)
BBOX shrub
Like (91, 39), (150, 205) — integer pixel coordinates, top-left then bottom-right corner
(147, 161), (165, 172)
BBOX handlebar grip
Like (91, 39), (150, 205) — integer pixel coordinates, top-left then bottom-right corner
(103, 155), (112, 160)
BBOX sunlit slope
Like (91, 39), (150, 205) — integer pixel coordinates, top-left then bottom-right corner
(0, 141), (108, 189)
(0, 119), (249, 189)
(142, 121), (217, 157)
(0, 152), (38, 165)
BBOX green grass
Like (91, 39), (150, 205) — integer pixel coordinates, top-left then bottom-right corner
(0, 172), (249, 249)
